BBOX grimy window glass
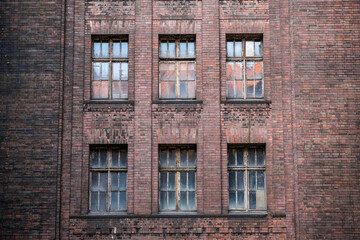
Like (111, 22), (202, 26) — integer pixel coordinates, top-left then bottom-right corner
(228, 146), (266, 211)
(159, 37), (196, 99)
(159, 146), (196, 212)
(90, 147), (127, 212)
(92, 37), (128, 100)
(226, 38), (263, 99)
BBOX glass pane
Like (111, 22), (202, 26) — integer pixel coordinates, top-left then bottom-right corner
(160, 82), (169, 99)
(248, 148), (256, 166)
(100, 150), (107, 167)
(160, 42), (167, 58)
(101, 62), (109, 80)
(93, 62), (101, 80)
(90, 192), (98, 211)
(188, 42), (195, 58)
(228, 149), (235, 166)
(188, 191), (196, 210)
(236, 149), (244, 166)
(92, 81), (100, 99)
(180, 172), (187, 191)
(91, 172), (98, 191)
(226, 81), (234, 98)
(255, 62), (262, 79)
(113, 42), (120, 58)
(121, 81), (128, 99)
(180, 150), (187, 167)
(237, 191), (244, 209)
(235, 41), (242, 57)
(168, 42), (175, 58)
(187, 63), (195, 80)
(99, 192), (107, 211)
(237, 171), (244, 190)
(159, 63), (168, 81)
(226, 62), (234, 80)
(168, 191), (176, 210)
(255, 41), (262, 56)
(257, 171), (264, 190)
(188, 172), (195, 191)
(94, 42), (101, 58)
(249, 191), (256, 209)
(249, 171), (256, 190)
(180, 192), (187, 210)
(160, 191), (167, 210)
(121, 63), (128, 80)
(255, 80), (262, 98)
(120, 172), (127, 191)
(168, 150), (175, 167)
(101, 81), (108, 99)
(246, 41), (254, 56)
(188, 81), (195, 99)
(235, 62), (242, 80)
(160, 173), (167, 190)
(235, 81), (243, 98)
(100, 172), (108, 191)
(111, 192), (118, 210)
(179, 42), (186, 58)
(121, 42), (128, 58)
(111, 172), (119, 190)
(120, 150), (127, 167)
(160, 150), (167, 167)
(180, 82), (187, 98)
(247, 80), (254, 98)
(257, 149), (264, 166)
(169, 82), (176, 98)
(113, 82), (120, 99)
(119, 191), (126, 210)
(229, 171), (235, 190)
(168, 64), (176, 81)
(168, 172), (175, 191)
(91, 150), (99, 168)
(102, 42), (109, 58)
(188, 150), (196, 167)
(229, 191), (236, 209)
(111, 150), (119, 167)
(112, 63), (120, 80)
(180, 63), (187, 80)
(246, 62), (254, 79)
(227, 41), (234, 57)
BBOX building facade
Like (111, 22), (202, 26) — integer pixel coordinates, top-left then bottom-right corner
(0, 0), (359, 239)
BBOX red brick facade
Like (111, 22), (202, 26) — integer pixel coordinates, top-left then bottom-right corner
(0, 0), (359, 239)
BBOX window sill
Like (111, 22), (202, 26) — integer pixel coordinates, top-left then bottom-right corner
(84, 100), (134, 104)
(153, 100), (203, 104)
(222, 99), (271, 104)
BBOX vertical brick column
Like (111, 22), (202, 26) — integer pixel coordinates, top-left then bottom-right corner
(202, 0), (221, 214)
(133, 0), (153, 214)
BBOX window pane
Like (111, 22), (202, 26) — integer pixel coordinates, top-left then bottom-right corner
(160, 42), (167, 58)
(249, 191), (256, 209)
(257, 149), (264, 166)
(188, 172), (195, 191)
(227, 81), (235, 98)
(111, 172), (119, 190)
(112, 63), (120, 80)
(159, 63), (167, 80)
(187, 63), (195, 80)
(255, 62), (262, 79)
(169, 82), (176, 98)
(237, 171), (244, 190)
(93, 62), (101, 80)
(248, 148), (256, 166)
(92, 81), (100, 99)
(160, 191), (167, 210)
(101, 63), (109, 80)
(100, 172), (108, 191)
(246, 62), (254, 79)
(180, 82), (187, 98)
(228, 149), (235, 166)
(111, 192), (118, 210)
(119, 192), (126, 210)
(255, 41), (262, 56)
(236, 149), (244, 166)
(168, 172), (175, 190)
(168, 191), (176, 210)
(102, 42), (109, 58)
(235, 41), (242, 57)
(180, 191), (187, 210)
(180, 150), (187, 167)
(90, 192), (98, 211)
(121, 63), (128, 80)
(99, 192), (107, 211)
(235, 62), (243, 79)
(257, 171), (264, 190)
(229, 191), (236, 209)
(168, 42), (175, 58)
(94, 42), (101, 58)
(188, 42), (195, 58)
(101, 81), (109, 98)
(229, 171), (235, 190)
(237, 191), (244, 209)
(160, 150), (167, 167)
(120, 150), (127, 167)
(113, 42), (120, 58)
(112, 82), (120, 99)
(249, 171), (256, 190)
(160, 172), (167, 190)
(247, 80), (254, 98)
(180, 63), (187, 80)
(226, 62), (234, 80)
(160, 82), (169, 99)
(246, 41), (254, 56)
(120, 172), (127, 191)
(188, 192), (196, 210)
(111, 150), (119, 167)
(91, 150), (99, 168)
(188, 81), (195, 99)
(121, 42), (128, 58)
(255, 80), (262, 98)
(235, 81), (243, 98)
(121, 81), (128, 98)
(168, 150), (175, 167)
(168, 64), (176, 81)
(91, 172), (98, 191)
(179, 42), (186, 58)
(180, 172), (187, 191)
(227, 41), (234, 57)
(100, 150), (107, 167)
(188, 150), (196, 167)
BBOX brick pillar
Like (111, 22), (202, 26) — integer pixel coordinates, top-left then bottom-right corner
(202, 0), (222, 214)
(133, 0), (153, 214)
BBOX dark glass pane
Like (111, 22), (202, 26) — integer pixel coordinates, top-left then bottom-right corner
(248, 148), (256, 166)
(93, 62), (101, 80)
(235, 41), (242, 57)
(188, 150), (196, 167)
(180, 172), (187, 191)
(113, 42), (120, 58)
(99, 192), (107, 211)
(257, 149), (264, 166)
(255, 41), (262, 57)
(255, 80), (262, 98)
(188, 172), (195, 191)
(188, 192), (196, 210)
(249, 171), (256, 190)
(91, 150), (99, 168)
(180, 82), (187, 98)
(227, 41), (234, 57)
(236, 148), (244, 166)
(249, 191), (256, 209)
(180, 42), (186, 58)
(247, 80), (254, 98)
(160, 150), (167, 167)
(180, 191), (187, 210)
(94, 42), (101, 58)
(188, 42), (195, 58)
(229, 171), (235, 190)
(229, 191), (236, 209)
(160, 172), (167, 190)
(257, 171), (264, 190)
(90, 191), (98, 211)
(168, 172), (175, 191)
(246, 41), (254, 57)
(168, 42), (175, 58)
(121, 63), (128, 80)
(120, 150), (127, 167)
(119, 192), (126, 210)
(120, 172), (127, 191)
(168, 191), (176, 210)
(100, 172), (108, 191)
(237, 191), (244, 209)
(121, 42), (128, 58)
(111, 192), (118, 210)
(168, 150), (175, 167)
(160, 191), (167, 210)
(180, 150), (187, 167)
(91, 172), (98, 191)
(237, 171), (244, 190)
(228, 149), (235, 166)
(111, 172), (119, 190)
(160, 42), (167, 58)
(100, 149), (107, 167)
(111, 150), (119, 167)
(102, 42), (109, 58)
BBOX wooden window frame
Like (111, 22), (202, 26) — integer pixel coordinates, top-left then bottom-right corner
(91, 36), (129, 100)
(228, 146), (266, 211)
(159, 37), (196, 99)
(89, 146), (128, 213)
(159, 146), (197, 212)
(226, 37), (263, 99)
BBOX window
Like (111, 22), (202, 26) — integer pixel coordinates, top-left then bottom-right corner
(226, 38), (263, 99)
(159, 37), (196, 99)
(89, 147), (127, 212)
(159, 146), (196, 211)
(228, 146), (266, 211)
(92, 37), (128, 99)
